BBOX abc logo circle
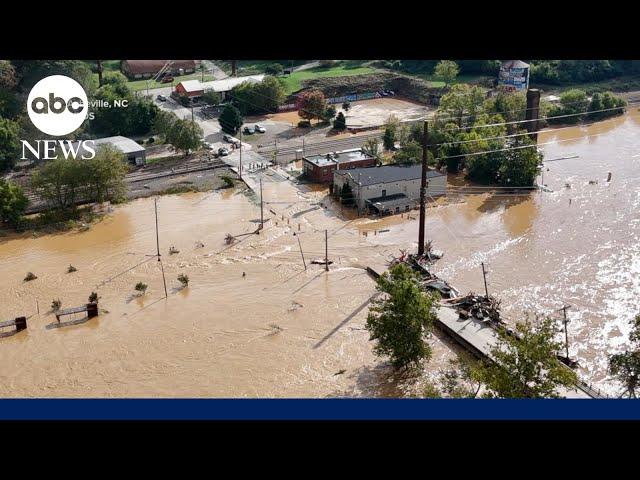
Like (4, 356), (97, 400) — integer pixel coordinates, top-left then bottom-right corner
(27, 75), (88, 136)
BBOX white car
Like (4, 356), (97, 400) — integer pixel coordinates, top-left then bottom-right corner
(254, 124), (266, 133)
(202, 141), (214, 150)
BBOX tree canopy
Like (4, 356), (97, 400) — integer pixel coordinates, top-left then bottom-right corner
(0, 178), (28, 226)
(166, 119), (203, 155)
(434, 60), (460, 86)
(296, 90), (328, 124)
(366, 263), (439, 370)
(608, 314), (640, 398)
(218, 104), (243, 134)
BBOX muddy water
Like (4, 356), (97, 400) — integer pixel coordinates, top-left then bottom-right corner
(2, 110), (639, 397)
(363, 109), (640, 394)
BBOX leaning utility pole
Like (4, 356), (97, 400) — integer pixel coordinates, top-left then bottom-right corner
(239, 129), (243, 179)
(297, 235), (307, 270)
(418, 120), (429, 255)
(526, 89), (541, 143)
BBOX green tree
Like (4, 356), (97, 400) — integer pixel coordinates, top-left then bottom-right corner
(547, 89), (589, 125)
(153, 110), (179, 137)
(202, 90), (222, 105)
(333, 111), (346, 130)
(297, 89), (328, 124)
(91, 81), (158, 136)
(0, 60), (18, 89)
(13, 60), (95, 95)
(366, 263), (439, 370)
(383, 127), (396, 151)
(362, 138), (382, 164)
(608, 314), (640, 398)
(85, 144), (128, 203)
(476, 317), (578, 398)
(166, 119), (204, 155)
(230, 76), (285, 115)
(101, 71), (128, 86)
(218, 104), (243, 134)
(0, 117), (20, 171)
(0, 178), (28, 226)
(434, 60), (460, 87)
(30, 157), (87, 210)
(393, 141), (427, 165)
(439, 84), (486, 127)
(264, 63), (284, 75)
(324, 104), (337, 121)
(497, 136), (542, 187)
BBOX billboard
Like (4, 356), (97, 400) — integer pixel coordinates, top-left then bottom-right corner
(498, 65), (529, 92)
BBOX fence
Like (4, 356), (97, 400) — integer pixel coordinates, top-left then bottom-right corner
(278, 91), (385, 112)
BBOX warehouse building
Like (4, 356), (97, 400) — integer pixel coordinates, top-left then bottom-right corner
(121, 60), (198, 79)
(173, 75), (265, 101)
(77, 136), (146, 166)
(333, 164), (447, 215)
(302, 148), (377, 183)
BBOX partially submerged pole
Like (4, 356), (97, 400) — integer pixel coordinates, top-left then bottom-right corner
(562, 305), (571, 359)
(418, 120), (429, 256)
(155, 198), (168, 298)
(325, 229), (329, 272)
(260, 178), (264, 230)
(481, 262), (489, 299)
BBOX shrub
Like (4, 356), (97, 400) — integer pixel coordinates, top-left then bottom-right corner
(220, 175), (235, 188)
(67, 265), (77, 273)
(264, 63), (284, 75)
(24, 272), (37, 282)
(333, 112), (347, 130)
(178, 274), (189, 287)
(51, 299), (62, 311)
(88, 292), (99, 303)
(135, 282), (148, 294)
(297, 120), (311, 128)
(319, 60), (337, 68)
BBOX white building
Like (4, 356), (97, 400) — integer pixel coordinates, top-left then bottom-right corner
(76, 136), (146, 165)
(333, 164), (447, 215)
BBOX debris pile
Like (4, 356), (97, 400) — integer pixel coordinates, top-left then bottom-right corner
(445, 292), (503, 324)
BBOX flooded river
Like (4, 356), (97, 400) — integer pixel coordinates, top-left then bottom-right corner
(1, 110), (639, 397)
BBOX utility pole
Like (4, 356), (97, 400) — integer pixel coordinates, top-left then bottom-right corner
(526, 89), (541, 143)
(239, 129), (243, 179)
(274, 138), (278, 165)
(481, 262), (489, 299)
(325, 229), (329, 272)
(191, 105), (194, 122)
(231, 60), (237, 77)
(260, 178), (264, 230)
(302, 137), (305, 156)
(297, 234), (307, 270)
(561, 305), (571, 359)
(418, 120), (429, 256)
(155, 198), (168, 298)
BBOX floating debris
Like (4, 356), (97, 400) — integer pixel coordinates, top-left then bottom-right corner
(224, 233), (236, 245)
(288, 301), (303, 311)
(67, 265), (77, 273)
(24, 272), (37, 282)
(445, 292), (503, 324)
(334, 369), (347, 376)
(169, 246), (180, 255)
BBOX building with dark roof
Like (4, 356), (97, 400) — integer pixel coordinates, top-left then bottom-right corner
(121, 60), (198, 79)
(302, 148), (376, 183)
(333, 164), (447, 214)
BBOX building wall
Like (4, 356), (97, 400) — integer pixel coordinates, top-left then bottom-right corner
(303, 158), (375, 183)
(334, 172), (447, 211)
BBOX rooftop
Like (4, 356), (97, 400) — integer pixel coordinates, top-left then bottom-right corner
(336, 164), (445, 186)
(75, 136), (145, 157)
(123, 60), (196, 75)
(501, 60), (530, 69)
(177, 79), (204, 92)
(304, 148), (373, 167)
(202, 75), (265, 93)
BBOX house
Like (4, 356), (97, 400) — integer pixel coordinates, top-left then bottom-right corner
(77, 136), (146, 166)
(175, 80), (205, 98)
(333, 164), (447, 215)
(302, 148), (377, 183)
(121, 60), (198, 79)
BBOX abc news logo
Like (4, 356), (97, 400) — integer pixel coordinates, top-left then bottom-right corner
(22, 75), (96, 160)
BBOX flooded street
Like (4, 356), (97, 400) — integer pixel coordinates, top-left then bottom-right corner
(1, 110), (639, 397)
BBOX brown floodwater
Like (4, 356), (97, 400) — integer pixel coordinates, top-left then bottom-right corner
(1, 110), (639, 397)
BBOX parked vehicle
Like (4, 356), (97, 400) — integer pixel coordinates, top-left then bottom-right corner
(223, 134), (241, 146)
(379, 90), (389, 97)
(385, 90), (395, 96)
(218, 147), (230, 156)
(160, 76), (174, 84)
(156, 94), (167, 102)
(254, 124), (266, 133)
(202, 141), (214, 150)
(243, 126), (255, 135)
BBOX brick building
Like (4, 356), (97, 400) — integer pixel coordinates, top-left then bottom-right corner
(302, 148), (376, 183)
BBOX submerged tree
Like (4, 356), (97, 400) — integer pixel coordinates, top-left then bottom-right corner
(608, 314), (640, 398)
(476, 316), (578, 398)
(366, 263), (438, 370)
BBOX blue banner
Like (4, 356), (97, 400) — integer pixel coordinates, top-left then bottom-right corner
(1, 399), (640, 420)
